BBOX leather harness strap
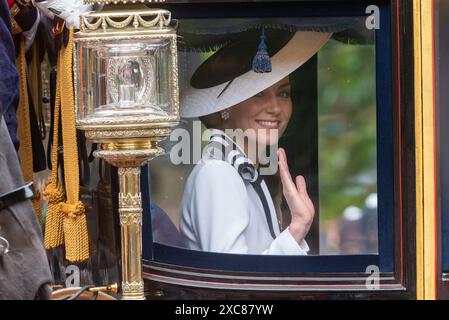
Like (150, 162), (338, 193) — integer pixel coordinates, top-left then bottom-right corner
(0, 182), (35, 212)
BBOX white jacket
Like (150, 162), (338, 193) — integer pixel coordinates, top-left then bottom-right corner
(179, 129), (309, 255)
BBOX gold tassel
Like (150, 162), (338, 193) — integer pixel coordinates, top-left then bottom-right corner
(60, 28), (90, 262)
(16, 36), (43, 224)
(61, 202), (89, 262)
(43, 37), (65, 249)
(43, 183), (65, 248)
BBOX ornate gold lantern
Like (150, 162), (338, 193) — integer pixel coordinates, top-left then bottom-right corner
(74, 1), (179, 300)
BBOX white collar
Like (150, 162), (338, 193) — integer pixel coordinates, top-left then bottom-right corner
(207, 128), (257, 166)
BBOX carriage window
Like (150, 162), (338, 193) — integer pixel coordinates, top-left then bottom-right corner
(137, 0), (398, 276)
(145, 14), (381, 259)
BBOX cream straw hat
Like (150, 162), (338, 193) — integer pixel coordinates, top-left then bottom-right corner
(181, 30), (332, 118)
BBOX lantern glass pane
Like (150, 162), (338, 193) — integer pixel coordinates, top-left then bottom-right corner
(76, 38), (173, 122)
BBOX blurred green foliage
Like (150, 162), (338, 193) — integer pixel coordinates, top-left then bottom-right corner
(318, 39), (377, 221)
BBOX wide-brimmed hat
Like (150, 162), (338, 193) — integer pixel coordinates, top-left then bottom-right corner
(180, 29), (332, 118)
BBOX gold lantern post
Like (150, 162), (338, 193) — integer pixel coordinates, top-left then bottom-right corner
(74, 1), (179, 300)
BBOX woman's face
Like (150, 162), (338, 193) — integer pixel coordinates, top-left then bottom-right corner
(227, 77), (293, 146)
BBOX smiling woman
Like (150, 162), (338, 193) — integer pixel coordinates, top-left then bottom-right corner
(146, 12), (381, 262)
(176, 29), (330, 254)
(201, 77), (292, 147)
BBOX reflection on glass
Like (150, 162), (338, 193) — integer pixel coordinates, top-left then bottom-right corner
(318, 39), (378, 255)
(117, 59), (141, 106)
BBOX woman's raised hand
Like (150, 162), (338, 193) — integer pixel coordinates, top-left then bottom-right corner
(277, 148), (315, 244)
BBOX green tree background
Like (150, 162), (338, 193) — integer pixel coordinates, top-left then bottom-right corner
(317, 39), (377, 222)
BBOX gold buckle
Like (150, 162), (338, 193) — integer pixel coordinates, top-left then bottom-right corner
(10, 4), (20, 17)
(11, 20), (23, 35)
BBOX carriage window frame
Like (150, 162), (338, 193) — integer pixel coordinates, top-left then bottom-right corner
(436, 0), (449, 287)
(137, 0), (415, 294)
(437, 4), (449, 274)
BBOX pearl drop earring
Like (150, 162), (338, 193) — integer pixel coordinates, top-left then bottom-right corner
(221, 110), (230, 120)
